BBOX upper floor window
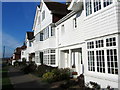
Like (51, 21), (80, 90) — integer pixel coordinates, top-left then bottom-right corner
(51, 27), (55, 36)
(43, 26), (49, 40)
(85, 0), (113, 17)
(73, 18), (77, 29)
(93, 0), (101, 12)
(85, 0), (92, 16)
(38, 16), (40, 25)
(42, 11), (45, 21)
(40, 32), (43, 41)
(103, 0), (113, 7)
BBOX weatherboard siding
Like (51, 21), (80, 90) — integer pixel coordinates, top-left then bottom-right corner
(40, 1), (52, 32)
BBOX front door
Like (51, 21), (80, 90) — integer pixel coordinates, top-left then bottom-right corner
(72, 48), (83, 75)
(40, 52), (43, 64)
(78, 51), (83, 75)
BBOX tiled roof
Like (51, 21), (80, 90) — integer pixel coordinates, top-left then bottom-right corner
(27, 32), (34, 40)
(44, 0), (69, 15)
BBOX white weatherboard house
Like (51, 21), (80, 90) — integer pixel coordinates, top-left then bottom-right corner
(55, 0), (119, 88)
(21, 32), (35, 62)
(32, 0), (69, 66)
(21, 0), (120, 88)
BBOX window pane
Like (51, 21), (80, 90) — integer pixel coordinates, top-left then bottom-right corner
(107, 49), (118, 75)
(86, 0), (92, 16)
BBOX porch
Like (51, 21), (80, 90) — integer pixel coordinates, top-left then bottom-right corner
(59, 48), (84, 76)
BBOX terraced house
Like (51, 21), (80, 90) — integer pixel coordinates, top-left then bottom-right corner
(21, 0), (120, 88)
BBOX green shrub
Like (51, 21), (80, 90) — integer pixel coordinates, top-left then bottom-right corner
(42, 72), (55, 83)
(51, 69), (61, 81)
(59, 68), (70, 80)
(14, 61), (19, 66)
(21, 58), (27, 66)
(22, 62), (37, 74)
(42, 68), (71, 83)
(36, 64), (57, 77)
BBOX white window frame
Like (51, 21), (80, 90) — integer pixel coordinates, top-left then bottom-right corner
(88, 50), (95, 71)
(93, 0), (101, 12)
(43, 49), (56, 65)
(42, 10), (45, 21)
(85, 0), (92, 16)
(87, 36), (118, 75)
(103, 0), (113, 7)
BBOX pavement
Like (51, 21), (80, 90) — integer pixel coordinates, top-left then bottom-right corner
(8, 66), (50, 89)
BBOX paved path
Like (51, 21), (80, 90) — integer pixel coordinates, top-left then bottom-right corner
(8, 66), (50, 89)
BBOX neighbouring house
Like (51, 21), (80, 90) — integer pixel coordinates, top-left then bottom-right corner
(21, 0), (120, 88)
(21, 32), (35, 62)
(32, 0), (70, 66)
(12, 47), (22, 65)
(21, 42), (27, 62)
(12, 44), (26, 65)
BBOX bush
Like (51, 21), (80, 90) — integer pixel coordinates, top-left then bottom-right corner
(59, 68), (70, 80)
(22, 62), (37, 74)
(21, 58), (27, 66)
(42, 72), (55, 83)
(51, 69), (61, 81)
(14, 61), (19, 66)
(42, 68), (71, 83)
(36, 64), (57, 77)
(77, 74), (85, 88)
(51, 68), (71, 81)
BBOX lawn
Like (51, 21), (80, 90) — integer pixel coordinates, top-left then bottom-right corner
(2, 65), (14, 90)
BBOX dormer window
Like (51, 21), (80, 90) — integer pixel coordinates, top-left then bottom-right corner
(93, 0), (101, 12)
(85, 0), (113, 17)
(85, 0), (92, 16)
(103, 0), (112, 7)
(38, 16), (40, 25)
(42, 10), (45, 21)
